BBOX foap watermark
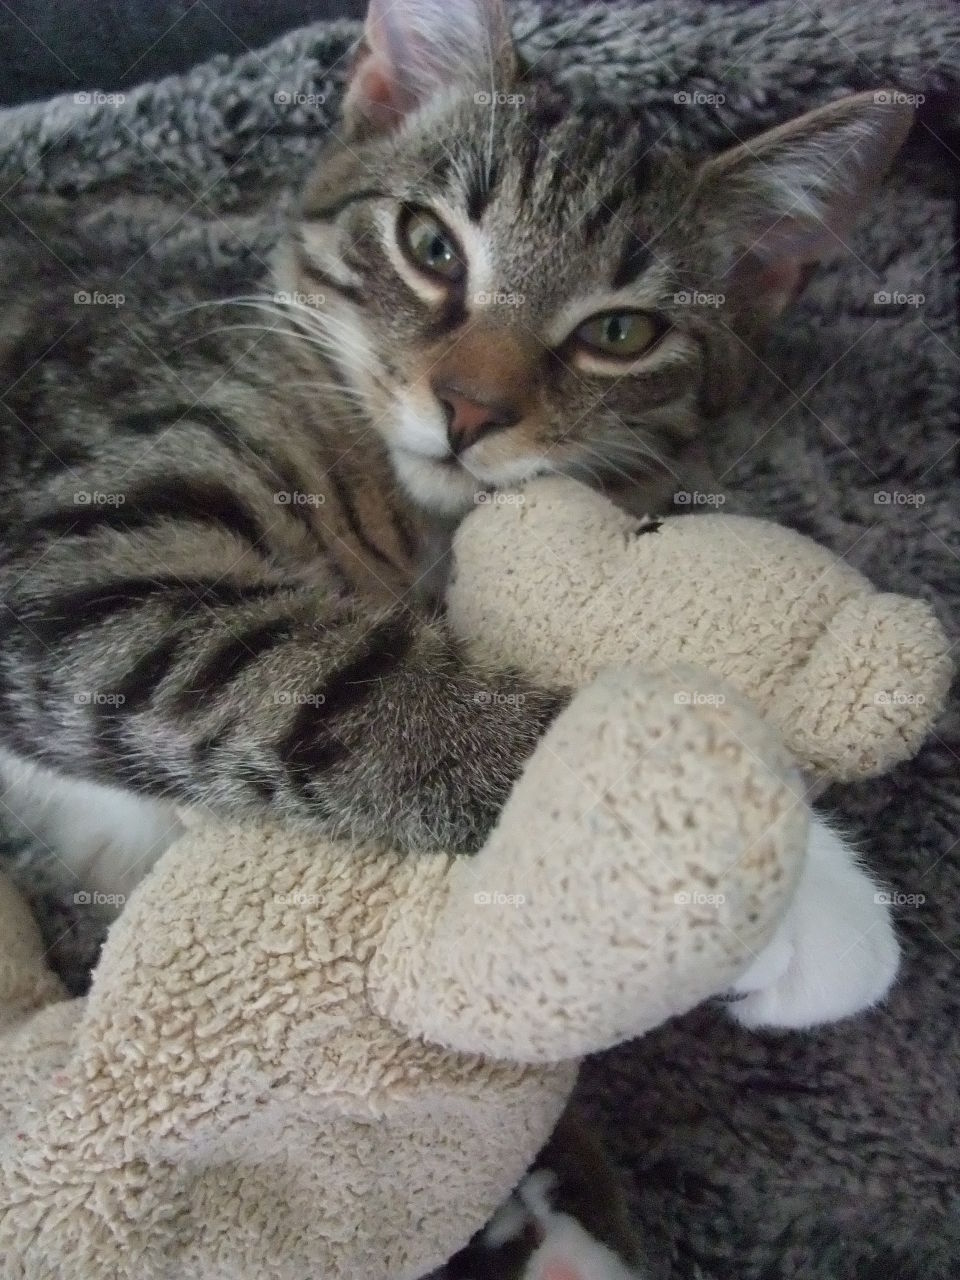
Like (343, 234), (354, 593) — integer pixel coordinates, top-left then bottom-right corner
(874, 490), (925, 507)
(873, 90), (925, 106)
(74, 490), (125, 506)
(474, 890), (526, 908)
(874, 290), (924, 308)
(274, 289), (325, 308)
(874, 890), (925, 907)
(674, 690), (726, 707)
(74, 691), (125, 708)
(673, 289), (725, 308)
(473, 689), (526, 707)
(274, 691), (326, 707)
(474, 90), (525, 106)
(674, 91), (726, 106)
(74, 90), (126, 107)
(874, 690), (926, 707)
(74, 890), (126, 907)
(473, 290), (525, 308)
(674, 890), (726, 906)
(274, 89), (326, 107)
(475, 490), (525, 506)
(275, 490), (325, 507)
(274, 890), (322, 908)
(74, 289), (125, 308)
(674, 490), (725, 507)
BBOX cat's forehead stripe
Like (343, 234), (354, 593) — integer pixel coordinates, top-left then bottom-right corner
(464, 156), (501, 223)
(611, 233), (654, 289)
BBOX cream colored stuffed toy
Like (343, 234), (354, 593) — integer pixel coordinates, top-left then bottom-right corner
(0, 478), (950, 1280)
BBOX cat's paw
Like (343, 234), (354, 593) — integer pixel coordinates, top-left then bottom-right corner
(727, 813), (900, 1030)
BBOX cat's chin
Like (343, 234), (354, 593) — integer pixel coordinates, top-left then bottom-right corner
(391, 447), (481, 515)
(391, 446), (545, 516)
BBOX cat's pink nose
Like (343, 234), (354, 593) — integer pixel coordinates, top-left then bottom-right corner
(431, 378), (520, 455)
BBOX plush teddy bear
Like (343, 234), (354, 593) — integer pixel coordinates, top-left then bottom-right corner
(0, 478), (950, 1280)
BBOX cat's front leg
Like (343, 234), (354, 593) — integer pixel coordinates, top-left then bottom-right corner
(727, 813), (900, 1029)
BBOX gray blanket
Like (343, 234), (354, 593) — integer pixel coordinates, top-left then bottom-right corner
(2, 2), (959, 1276)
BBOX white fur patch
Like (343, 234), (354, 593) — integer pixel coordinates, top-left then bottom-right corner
(516, 1170), (642, 1280)
(390, 447), (479, 514)
(394, 391), (449, 458)
(0, 752), (182, 915)
(729, 812), (900, 1029)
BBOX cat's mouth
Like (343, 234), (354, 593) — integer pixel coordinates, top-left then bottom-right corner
(390, 442), (548, 516)
(390, 443), (489, 514)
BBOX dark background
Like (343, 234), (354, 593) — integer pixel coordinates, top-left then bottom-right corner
(0, 1), (366, 106)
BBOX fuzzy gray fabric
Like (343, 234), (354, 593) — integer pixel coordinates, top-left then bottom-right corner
(1, 2), (959, 1277)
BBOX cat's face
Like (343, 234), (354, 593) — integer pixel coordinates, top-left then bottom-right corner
(280, 0), (911, 516)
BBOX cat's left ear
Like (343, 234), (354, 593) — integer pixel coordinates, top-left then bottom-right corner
(693, 91), (914, 316)
(342, 0), (516, 138)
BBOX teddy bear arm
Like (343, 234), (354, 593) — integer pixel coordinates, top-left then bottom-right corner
(370, 668), (804, 1064)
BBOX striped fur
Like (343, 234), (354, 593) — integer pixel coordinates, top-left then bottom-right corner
(0, 7), (910, 881)
(0, 229), (563, 857)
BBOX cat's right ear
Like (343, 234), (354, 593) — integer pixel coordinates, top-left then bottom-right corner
(342, 0), (516, 139)
(690, 91), (914, 318)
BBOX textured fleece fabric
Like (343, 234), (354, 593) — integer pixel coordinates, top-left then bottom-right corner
(0, 465), (948, 1277)
(449, 481), (951, 783)
(0, 657), (812, 1278)
(1, 1), (959, 1278)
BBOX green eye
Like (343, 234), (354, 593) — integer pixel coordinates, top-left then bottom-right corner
(398, 208), (465, 283)
(574, 311), (660, 359)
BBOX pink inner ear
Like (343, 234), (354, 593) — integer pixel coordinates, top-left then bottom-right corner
(352, 55), (415, 132)
(538, 1262), (583, 1280)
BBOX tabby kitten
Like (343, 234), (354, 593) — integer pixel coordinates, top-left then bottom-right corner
(0, 0), (910, 910)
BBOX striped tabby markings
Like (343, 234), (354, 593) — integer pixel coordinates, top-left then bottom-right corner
(172, 615), (298, 713)
(277, 614), (413, 799)
(24, 476), (266, 548)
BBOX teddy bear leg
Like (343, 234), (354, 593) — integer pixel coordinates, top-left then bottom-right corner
(727, 812), (900, 1029)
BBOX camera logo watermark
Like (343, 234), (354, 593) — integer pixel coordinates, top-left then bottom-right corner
(275, 890), (322, 907)
(74, 890), (126, 907)
(474, 91), (525, 106)
(475, 490), (525, 506)
(673, 290), (725, 308)
(74, 290), (125, 308)
(674, 91), (726, 106)
(74, 691), (125, 707)
(274, 691), (326, 707)
(874, 490), (925, 507)
(473, 689), (526, 707)
(873, 290), (924, 308)
(874, 891), (925, 906)
(274, 491), (325, 507)
(74, 490), (125, 506)
(674, 691), (726, 707)
(473, 290), (525, 308)
(473, 890), (526, 907)
(874, 690), (925, 706)
(74, 91), (125, 107)
(274, 289), (325, 308)
(674, 890), (726, 906)
(274, 90), (326, 107)
(673, 490), (725, 507)
(873, 90), (925, 106)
